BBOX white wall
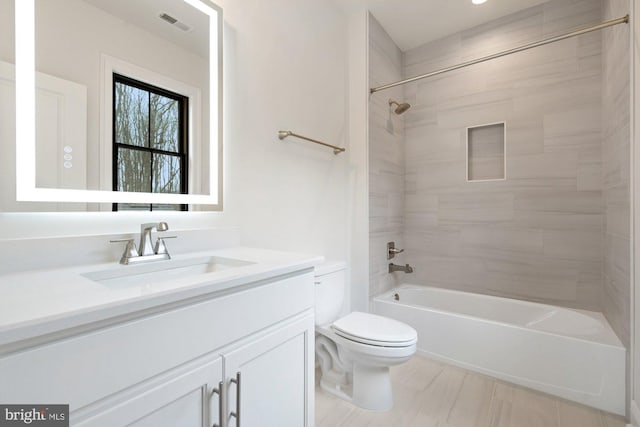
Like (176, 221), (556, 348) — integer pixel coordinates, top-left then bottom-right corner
(0, 0), (353, 270)
(0, 0), (13, 64)
(221, 0), (348, 259)
(344, 3), (370, 313)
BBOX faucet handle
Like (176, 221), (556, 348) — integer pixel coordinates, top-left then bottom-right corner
(387, 241), (405, 260)
(110, 239), (139, 264)
(154, 236), (177, 256)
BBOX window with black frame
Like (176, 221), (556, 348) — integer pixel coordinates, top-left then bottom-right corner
(113, 73), (188, 211)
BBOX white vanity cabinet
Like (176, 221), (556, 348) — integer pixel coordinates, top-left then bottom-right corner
(78, 355), (225, 427)
(223, 314), (312, 427)
(0, 269), (315, 427)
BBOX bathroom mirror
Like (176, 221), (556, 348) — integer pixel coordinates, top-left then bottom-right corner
(8, 0), (222, 209)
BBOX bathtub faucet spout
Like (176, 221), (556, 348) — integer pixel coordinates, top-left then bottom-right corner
(389, 263), (414, 274)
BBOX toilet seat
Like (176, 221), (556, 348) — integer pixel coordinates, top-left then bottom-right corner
(331, 312), (417, 348)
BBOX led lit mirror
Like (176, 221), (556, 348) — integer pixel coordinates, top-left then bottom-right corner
(5, 0), (221, 210)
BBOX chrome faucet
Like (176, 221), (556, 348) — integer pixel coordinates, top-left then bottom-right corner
(111, 222), (175, 265)
(139, 222), (169, 256)
(389, 263), (414, 274)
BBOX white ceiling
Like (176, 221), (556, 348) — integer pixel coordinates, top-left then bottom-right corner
(367, 0), (550, 51)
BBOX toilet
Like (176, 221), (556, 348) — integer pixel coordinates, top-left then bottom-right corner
(314, 262), (417, 411)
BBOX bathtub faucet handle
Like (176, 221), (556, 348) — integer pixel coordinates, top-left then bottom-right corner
(387, 241), (405, 260)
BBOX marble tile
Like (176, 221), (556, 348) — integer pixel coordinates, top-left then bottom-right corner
(405, 227), (461, 257)
(489, 382), (560, 427)
(368, 0), (628, 316)
(503, 117), (544, 156)
(460, 226), (543, 255)
(438, 193), (514, 225)
(437, 90), (514, 129)
(543, 0), (602, 34)
(402, 27), (602, 306)
(403, 33), (462, 79)
(315, 384), (353, 427)
(575, 260), (605, 310)
(485, 49), (579, 92)
(368, 13), (405, 296)
(543, 230), (602, 262)
(460, 6), (543, 60)
(402, 103), (438, 128)
(543, 105), (602, 151)
(508, 152), (578, 180)
(601, 0), (631, 351)
(483, 256), (580, 302)
(557, 399), (605, 427)
(414, 65), (489, 108)
(512, 75), (601, 116)
(512, 210), (602, 231)
(514, 190), (602, 214)
(404, 126), (463, 165)
(415, 161), (467, 192)
(315, 356), (624, 427)
(392, 355), (446, 393)
(409, 366), (467, 426)
(577, 163), (602, 191)
(601, 411), (628, 427)
(440, 373), (494, 427)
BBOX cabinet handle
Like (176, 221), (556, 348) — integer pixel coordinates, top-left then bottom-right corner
(230, 372), (241, 426)
(211, 381), (225, 427)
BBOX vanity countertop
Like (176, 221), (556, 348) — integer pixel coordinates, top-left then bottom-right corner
(0, 247), (323, 347)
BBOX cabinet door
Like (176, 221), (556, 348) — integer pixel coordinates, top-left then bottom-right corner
(75, 356), (224, 427)
(223, 312), (314, 427)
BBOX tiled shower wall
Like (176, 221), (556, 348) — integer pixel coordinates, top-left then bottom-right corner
(602, 0), (630, 349)
(398, 0), (605, 310)
(368, 14), (405, 297)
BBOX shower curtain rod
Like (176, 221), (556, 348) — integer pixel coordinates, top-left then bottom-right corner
(370, 15), (629, 94)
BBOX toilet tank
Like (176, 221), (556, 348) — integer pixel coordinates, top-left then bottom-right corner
(314, 261), (347, 326)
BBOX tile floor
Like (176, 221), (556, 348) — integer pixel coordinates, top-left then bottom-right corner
(315, 355), (627, 427)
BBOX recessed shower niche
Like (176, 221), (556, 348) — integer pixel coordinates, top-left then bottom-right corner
(466, 122), (506, 182)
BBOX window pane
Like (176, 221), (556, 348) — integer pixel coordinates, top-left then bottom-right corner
(152, 154), (181, 194)
(115, 203), (183, 211)
(115, 82), (149, 147)
(117, 203), (152, 211)
(151, 204), (183, 211)
(150, 94), (180, 152)
(117, 148), (151, 192)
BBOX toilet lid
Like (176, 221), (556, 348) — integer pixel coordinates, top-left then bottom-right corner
(331, 312), (417, 347)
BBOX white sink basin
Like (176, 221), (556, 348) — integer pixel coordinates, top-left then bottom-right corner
(83, 256), (255, 287)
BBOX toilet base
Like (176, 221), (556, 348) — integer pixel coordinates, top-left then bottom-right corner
(319, 376), (353, 403)
(352, 364), (393, 411)
(318, 364), (393, 411)
(315, 323), (416, 412)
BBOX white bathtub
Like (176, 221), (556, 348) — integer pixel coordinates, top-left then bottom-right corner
(373, 285), (626, 415)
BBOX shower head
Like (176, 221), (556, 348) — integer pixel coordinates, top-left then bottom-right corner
(388, 99), (411, 115)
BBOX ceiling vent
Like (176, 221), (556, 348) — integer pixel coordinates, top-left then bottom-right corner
(159, 12), (192, 32)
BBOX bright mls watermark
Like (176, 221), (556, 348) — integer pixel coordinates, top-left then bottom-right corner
(0, 405), (68, 426)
